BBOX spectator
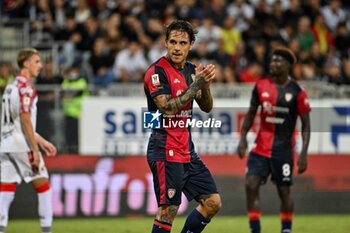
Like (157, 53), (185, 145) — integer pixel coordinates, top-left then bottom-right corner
(36, 58), (63, 142)
(174, 0), (203, 21)
(301, 0), (321, 23)
(0, 61), (14, 95)
(253, 0), (271, 26)
(57, 14), (84, 68)
(89, 38), (115, 87)
(145, 17), (164, 41)
(278, 23), (295, 46)
(147, 35), (167, 64)
(121, 15), (151, 49)
(203, 0), (227, 26)
(91, 0), (114, 22)
(112, 40), (148, 82)
(102, 12), (125, 56)
(51, 0), (68, 32)
(324, 57), (343, 85)
(309, 42), (327, 78)
(227, 0), (255, 32)
(341, 59), (350, 85)
(296, 16), (315, 54)
(74, 0), (91, 24)
(268, 0), (284, 28)
(247, 40), (268, 75)
(321, 0), (346, 33)
(311, 14), (334, 55)
(61, 64), (89, 153)
(209, 39), (236, 84)
(220, 16), (242, 58)
(282, 0), (303, 27)
(334, 22), (350, 59)
(239, 62), (263, 84)
(196, 17), (222, 53)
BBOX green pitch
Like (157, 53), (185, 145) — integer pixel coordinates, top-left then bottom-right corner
(7, 215), (350, 233)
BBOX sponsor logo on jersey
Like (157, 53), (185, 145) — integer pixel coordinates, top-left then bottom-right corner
(151, 74), (160, 86)
(174, 78), (181, 83)
(262, 92), (270, 98)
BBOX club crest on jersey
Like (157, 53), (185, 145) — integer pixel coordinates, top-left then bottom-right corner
(151, 74), (160, 86)
(285, 93), (293, 102)
(167, 188), (176, 199)
(261, 92), (269, 98)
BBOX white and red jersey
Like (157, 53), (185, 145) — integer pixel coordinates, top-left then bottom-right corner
(0, 75), (38, 152)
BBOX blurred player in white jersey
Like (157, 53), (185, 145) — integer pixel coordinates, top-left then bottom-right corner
(0, 48), (57, 233)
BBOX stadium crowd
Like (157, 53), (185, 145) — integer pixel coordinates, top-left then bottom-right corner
(1, 0), (350, 86)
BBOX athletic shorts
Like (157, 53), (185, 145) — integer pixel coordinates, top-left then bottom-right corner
(148, 155), (218, 206)
(0, 152), (49, 184)
(246, 152), (293, 186)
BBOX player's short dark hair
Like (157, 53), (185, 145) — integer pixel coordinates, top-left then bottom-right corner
(17, 48), (40, 69)
(271, 47), (297, 65)
(165, 20), (197, 43)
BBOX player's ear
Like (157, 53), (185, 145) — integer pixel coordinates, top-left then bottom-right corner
(189, 41), (194, 50)
(23, 59), (29, 69)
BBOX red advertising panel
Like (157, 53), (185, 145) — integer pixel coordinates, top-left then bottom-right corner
(44, 155), (350, 217)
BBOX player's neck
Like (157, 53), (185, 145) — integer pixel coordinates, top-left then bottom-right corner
(272, 75), (289, 86)
(165, 55), (185, 70)
(19, 70), (32, 80)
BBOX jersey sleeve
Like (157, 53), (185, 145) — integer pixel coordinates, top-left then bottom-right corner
(144, 66), (171, 98)
(18, 83), (35, 113)
(250, 85), (260, 107)
(296, 90), (311, 116)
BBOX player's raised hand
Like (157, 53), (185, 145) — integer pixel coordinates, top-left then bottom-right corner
(237, 137), (248, 159)
(297, 153), (307, 174)
(195, 64), (216, 84)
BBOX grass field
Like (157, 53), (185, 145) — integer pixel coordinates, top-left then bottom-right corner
(6, 215), (350, 233)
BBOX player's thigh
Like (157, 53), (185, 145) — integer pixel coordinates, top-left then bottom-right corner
(0, 153), (21, 183)
(246, 152), (271, 185)
(148, 160), (184, 206)
(183, 156), (218, 203)
(270, 157), (294, 186)
(9, 152), (49, 183)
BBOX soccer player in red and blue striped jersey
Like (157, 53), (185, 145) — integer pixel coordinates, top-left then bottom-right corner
(237, 47), (311, 233)
(144, 20), (221, 233)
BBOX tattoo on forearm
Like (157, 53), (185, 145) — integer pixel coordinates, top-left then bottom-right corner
(196, 88), (213, 112)
(154, 75), (206, 115)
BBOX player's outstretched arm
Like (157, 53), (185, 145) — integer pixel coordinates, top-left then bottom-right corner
(154, 65), (215, 115)
(237, 105), (258, 159)
(297, 113), (310, 174)
(35, 133), (57, 157)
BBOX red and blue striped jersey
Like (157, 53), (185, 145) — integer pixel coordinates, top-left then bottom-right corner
(144, 57), (196, 163)
(250, 77), (311, 158)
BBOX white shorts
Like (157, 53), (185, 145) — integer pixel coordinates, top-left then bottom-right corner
(0, 152), (49, 184)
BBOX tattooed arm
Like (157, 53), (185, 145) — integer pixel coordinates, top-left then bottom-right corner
(195, 64), (215, 113)
(195, 85), (213, 113)
(153, 64), (215, 115)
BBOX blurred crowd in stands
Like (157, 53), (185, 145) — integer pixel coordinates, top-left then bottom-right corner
(1, 0), (350, 86)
